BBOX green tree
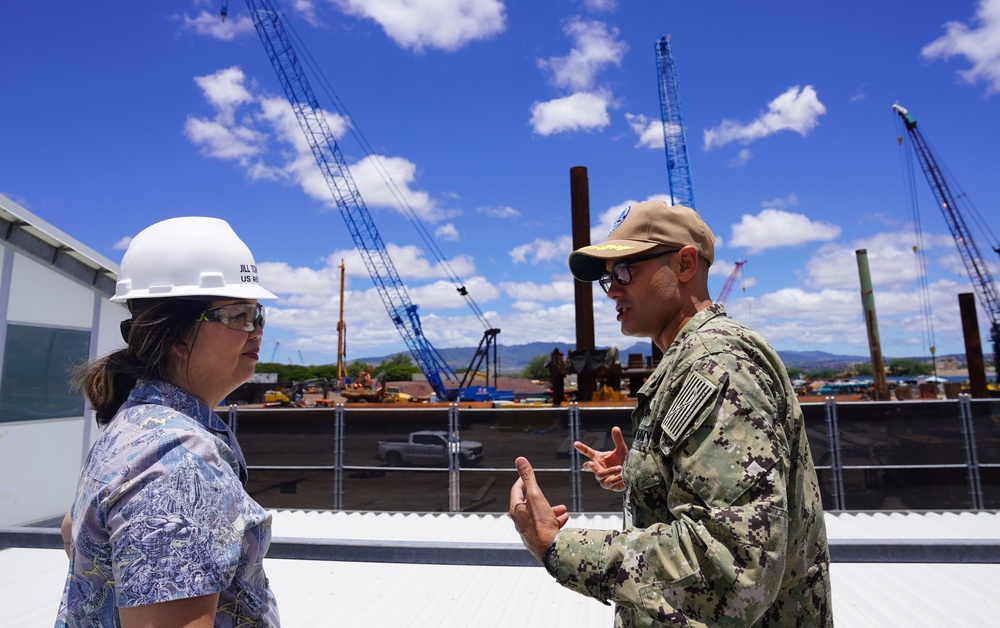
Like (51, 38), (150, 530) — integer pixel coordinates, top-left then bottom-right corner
(852, 362), (873, 377)
(805, 368), (838, 380)
(346, 361), (370, 380)
(375, 353), (421, 381)
(887, 358), (932, 376)
(521, 354), (550, 380)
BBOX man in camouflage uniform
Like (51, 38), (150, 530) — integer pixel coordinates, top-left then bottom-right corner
(509, 200), (832, 626)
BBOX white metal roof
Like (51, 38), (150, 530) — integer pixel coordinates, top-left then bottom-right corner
(0, 192), (118, 295)
(4, 510), (999, 627)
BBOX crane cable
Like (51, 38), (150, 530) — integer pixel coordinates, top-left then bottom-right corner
(895, 115), (937, 365)
(277, 7), (493, 330)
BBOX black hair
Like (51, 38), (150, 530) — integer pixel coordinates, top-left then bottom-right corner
(71, 298), (210, 425)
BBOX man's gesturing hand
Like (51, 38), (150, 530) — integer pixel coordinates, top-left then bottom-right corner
(574, 426), (628, 492)
(509, 457), (569, 563)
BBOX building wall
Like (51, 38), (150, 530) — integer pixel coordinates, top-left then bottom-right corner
(0, 251), (125, 527)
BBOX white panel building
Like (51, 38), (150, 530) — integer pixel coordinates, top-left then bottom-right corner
(0, 193), (125, 527)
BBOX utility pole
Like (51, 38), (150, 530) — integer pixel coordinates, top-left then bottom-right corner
(337, 259), (346, 385)
(856, 249), (889, 400)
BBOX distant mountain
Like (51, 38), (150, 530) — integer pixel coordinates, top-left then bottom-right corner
(618, 343), (869, 370)
(355, 342), (578, 375)
(355, 343), (969, 375)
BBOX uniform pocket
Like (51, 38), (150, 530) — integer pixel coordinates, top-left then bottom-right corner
(637, 570), (710, 625)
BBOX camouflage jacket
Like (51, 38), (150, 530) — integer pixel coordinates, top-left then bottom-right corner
(547, 304), (832, 626)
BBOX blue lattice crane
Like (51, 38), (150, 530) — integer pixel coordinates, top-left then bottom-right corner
(655, 35), (696, 209)
(238, 0), (460, 399)
(893, 103), (1000, 379)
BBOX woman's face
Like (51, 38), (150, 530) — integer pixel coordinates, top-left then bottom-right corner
(170, 299), (263, 407)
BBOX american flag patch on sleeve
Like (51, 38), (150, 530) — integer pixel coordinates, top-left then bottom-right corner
(661, 370), (717, 442)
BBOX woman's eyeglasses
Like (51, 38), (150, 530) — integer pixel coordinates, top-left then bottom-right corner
(197, 303), (265, 332)
(598, 249), (679, 294)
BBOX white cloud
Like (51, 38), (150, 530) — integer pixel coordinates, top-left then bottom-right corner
(711, 259), (740, 279)
(712, 227), (975, 357)
(326, 244), (476, 282)
(582, 0), (618, 12)
(182, 10), (255, 41)
(509, 235), (574, 265)
(499, 278), (576, 302)
(349, 155), (446, 221)
(184, 116), (266, 161)
(409, 275), (499, 310)
(625, 113), (673, 149)
(805, 242), (914, 291)
(435, 223), (459, 241)
(331, 0), (506, 52)
(291, 0), (322, 26)
(113, 236), (132, 251)
(760, 194), (800, 211)
(729, 148), (752, 167)
(476, 205), (520, 218)
(729, 209), (841, 253)
(530, 91), (612, 136)
(193, 67), (254, 125)
(186, 67), (447, 222)
(256, 244), (491, 356)
(741, 265), (976, 356)
(184, 67), (270, 163)
(704, 85), (827, 150)
(538, 18), (628, 91)
(922, 0), (1000, 94)
(530, 18), (626, 137)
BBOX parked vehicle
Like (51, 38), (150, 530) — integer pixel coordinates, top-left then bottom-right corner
(375, 430), (484, 467)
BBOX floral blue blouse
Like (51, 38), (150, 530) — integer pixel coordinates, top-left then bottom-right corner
(56, 380), (279, 626)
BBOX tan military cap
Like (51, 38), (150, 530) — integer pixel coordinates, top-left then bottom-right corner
(568, 200), (716, 281)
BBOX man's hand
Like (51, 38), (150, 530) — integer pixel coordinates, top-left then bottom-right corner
(574, 426), (628, 492)
(509, 457), (569, 563)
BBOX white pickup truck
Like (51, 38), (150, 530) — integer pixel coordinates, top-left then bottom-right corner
(375, 430), (484, 467)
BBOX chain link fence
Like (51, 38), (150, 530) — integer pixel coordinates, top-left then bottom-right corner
(229, 397), (1000, 513)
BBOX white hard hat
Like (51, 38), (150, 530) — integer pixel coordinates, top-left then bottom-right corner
(111, 216), (277, 302)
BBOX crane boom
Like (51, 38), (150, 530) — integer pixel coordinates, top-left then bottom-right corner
(243, 0), (457, 397)
(893, 103), (1000, 375)
(716, 260), (746, 304)
(655, 35), (696, 209)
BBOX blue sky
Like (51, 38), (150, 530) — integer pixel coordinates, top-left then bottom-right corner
(3, 0), (1000, 367)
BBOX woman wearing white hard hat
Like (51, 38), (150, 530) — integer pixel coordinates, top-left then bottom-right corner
(56, 217), (280, 627)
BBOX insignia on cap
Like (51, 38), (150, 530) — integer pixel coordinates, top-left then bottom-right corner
(582, 244), (637, 252)
(609, 205), (631, 236)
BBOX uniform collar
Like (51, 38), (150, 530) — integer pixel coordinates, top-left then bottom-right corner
(639, 303), (728, 397)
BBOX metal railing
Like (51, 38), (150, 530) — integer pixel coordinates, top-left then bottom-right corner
(3, 527), (999, 564)
(224, 396), (999, 513)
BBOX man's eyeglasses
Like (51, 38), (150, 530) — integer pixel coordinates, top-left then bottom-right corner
(598, 249), (679, 294)
(197, 303), (265, 332)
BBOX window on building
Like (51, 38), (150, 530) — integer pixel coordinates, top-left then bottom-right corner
(0, 324), (90, 422)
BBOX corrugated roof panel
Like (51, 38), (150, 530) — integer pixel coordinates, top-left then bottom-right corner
(824, 510), (999, 539)
(5, 510), (1000, 627)
(831, 563), (999, 626)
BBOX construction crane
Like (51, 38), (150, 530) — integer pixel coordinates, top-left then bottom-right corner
(237, 0), (462, 399)
(716, 260), (746, 304)
(893, 104), (1000, 377)
(655, 35), (696, 209)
